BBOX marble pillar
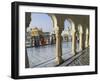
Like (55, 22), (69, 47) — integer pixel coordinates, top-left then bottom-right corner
(55, 27), (63, 65)
(85, 28), (89, 48)
(79, 27), (83, 51)
(72, 31), (76, 54)
(71, 24), (77, 54)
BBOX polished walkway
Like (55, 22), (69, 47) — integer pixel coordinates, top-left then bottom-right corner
(26, 42), (89, 68)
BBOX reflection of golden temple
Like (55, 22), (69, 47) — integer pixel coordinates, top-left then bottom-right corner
(31, 27), (43, 36)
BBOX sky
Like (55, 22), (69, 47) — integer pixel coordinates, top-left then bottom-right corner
(30, 13), (71, 32)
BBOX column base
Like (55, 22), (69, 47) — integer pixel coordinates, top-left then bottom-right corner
(72, 49), (76, 55)
(55, 56), (63, 65)
(79, 48), (83, 51)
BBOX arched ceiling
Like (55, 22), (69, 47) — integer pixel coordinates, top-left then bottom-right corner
(54, 14), (89, 29)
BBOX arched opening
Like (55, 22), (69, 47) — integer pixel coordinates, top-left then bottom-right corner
(62, 19), (72, 54)
(26, 13), (57, 68)
(68, 19), (76, 54)
(62, 18), (76, 61)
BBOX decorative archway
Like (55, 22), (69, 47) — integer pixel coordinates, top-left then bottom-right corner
(68, 19), (76, 55)
(61, 18), (77, 55)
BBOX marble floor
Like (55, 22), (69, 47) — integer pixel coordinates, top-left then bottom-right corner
(26, 42), (89, 68)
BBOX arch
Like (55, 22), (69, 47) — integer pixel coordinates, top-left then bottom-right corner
(65, 18), (76, 38)
(68, 19), (76, 33)
(29, 13), (53, 32)
(62, 19), (71, 42)
(26, 13), (64, 66)
(63, 18), (76, 54)
(49, 14), (57, 28)
(68, 19), (76, 54)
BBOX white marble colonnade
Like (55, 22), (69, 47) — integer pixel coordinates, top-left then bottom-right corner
(47, 15), (89, 65)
